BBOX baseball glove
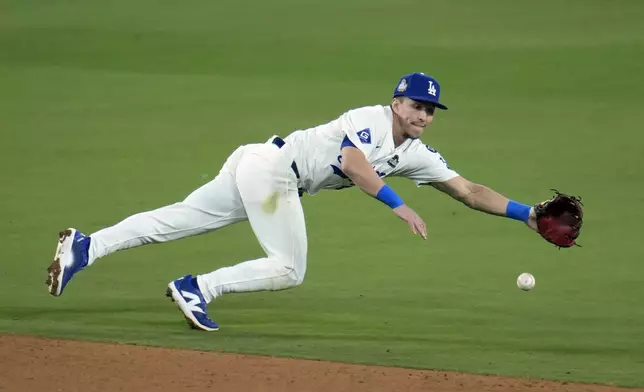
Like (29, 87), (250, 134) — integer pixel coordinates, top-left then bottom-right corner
(534, 190), (584, 248)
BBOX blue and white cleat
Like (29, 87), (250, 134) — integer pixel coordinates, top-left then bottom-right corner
(46, 228), (90, 296)
(166, 275), (219, 332)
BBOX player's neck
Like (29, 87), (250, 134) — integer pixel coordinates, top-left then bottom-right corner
(391, 115), (407, 148)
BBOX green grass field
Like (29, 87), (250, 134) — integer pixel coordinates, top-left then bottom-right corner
(2, 0), (644, 387)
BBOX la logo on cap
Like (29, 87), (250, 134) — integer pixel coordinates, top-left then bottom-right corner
(428, 81), (436, 96)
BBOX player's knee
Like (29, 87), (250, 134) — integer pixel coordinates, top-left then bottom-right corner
(269, 257), (306, 290)
(288, 265), (306, 286)
(281, 268), (303, 289)
(280, 264), (306, 288)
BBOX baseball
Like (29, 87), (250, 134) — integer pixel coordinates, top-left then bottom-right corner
(517, 273), (535, 291)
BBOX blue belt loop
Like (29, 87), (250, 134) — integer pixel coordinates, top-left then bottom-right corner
(272, 137), (300, 180)
(272, 137), (286, 149)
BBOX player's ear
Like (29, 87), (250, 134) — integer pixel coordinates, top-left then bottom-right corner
(391, 97), (403, 115)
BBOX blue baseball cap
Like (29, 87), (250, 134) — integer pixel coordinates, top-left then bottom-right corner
(392, 72), (448, 110)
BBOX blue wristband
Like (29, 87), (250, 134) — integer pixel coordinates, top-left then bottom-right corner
(376, 185), (404, 209)
(506, 200), (531, 222)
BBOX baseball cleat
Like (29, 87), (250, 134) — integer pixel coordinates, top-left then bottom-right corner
(46, 228), (90, 296)
(166, 274), (219, 331)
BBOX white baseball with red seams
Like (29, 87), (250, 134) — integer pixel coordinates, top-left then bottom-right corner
(517, 273), (536, 291)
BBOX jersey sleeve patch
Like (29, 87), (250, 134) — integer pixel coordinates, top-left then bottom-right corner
(356, 128), (371, 144)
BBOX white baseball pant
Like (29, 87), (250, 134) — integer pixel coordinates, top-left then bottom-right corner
(87, 137), (307, 303)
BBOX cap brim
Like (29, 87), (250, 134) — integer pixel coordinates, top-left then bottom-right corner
(406, 95), (448, 110)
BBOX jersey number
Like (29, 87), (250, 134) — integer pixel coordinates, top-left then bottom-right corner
(425, 145), (450, 168)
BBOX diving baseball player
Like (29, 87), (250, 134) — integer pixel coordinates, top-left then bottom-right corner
(46, 72), (546, 331)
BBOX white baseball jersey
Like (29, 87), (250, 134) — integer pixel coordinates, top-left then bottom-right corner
(283, 105), (459, 195)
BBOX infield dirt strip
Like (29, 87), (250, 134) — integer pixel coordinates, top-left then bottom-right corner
(0, 335), (640, 392)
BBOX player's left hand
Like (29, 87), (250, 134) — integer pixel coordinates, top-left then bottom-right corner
(532, 190), (584, 248)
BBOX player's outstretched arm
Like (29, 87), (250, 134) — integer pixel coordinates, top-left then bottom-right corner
(340, 146), (386, 196)
(432, 176), (537, 231)
(341, 146), (427, 239)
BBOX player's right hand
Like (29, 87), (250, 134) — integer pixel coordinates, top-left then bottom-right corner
(392, 205), (427, 240)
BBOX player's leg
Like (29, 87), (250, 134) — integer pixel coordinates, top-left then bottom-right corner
(88, 174), (246, 263)
(195, 142), (308, 302)
(46, 147), (250, 297)
(166, 141), (307, 331)
(166, 185), (306, 332)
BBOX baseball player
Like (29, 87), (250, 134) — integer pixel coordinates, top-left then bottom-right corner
(45, 72), (550, 332)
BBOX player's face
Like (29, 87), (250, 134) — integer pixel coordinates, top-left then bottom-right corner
(392, 98), (435, 139)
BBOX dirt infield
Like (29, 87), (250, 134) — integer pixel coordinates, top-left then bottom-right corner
(0, 335), (640, 392)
